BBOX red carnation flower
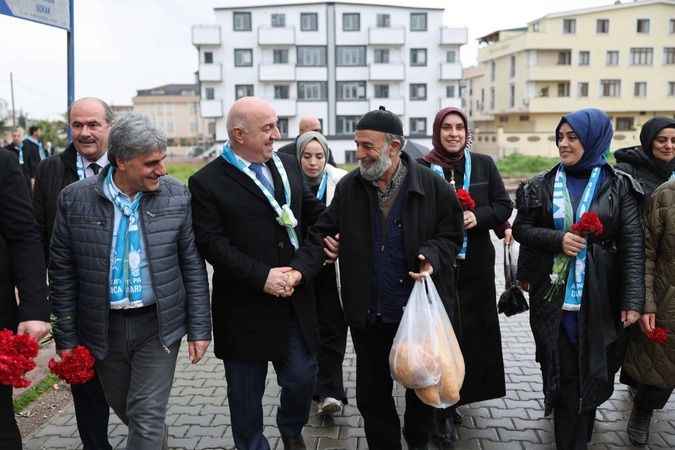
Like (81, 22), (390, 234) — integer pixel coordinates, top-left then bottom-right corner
(647, 327), (668, 345)
(456, 189), (476, 211)
(0, 329), (39, 388)
(571, 212), (604, 238)
(49, 346), (96, 385)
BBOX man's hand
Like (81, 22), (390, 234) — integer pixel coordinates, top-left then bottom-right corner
(621, 310), (640, 328)
(463, 211), (477, 230)
(17, 320), (51, 342)
(562, 232), (586, 257)
(409, 255), (433, 281)
(188, 340), (210, 364)
(323, 234), (340, 262)
(264, 267), (293, 297)
(639, 313), (656, 335)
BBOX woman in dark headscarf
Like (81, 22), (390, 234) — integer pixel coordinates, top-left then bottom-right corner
(419, 107), (513, 448)
(513, 108), (644, 449)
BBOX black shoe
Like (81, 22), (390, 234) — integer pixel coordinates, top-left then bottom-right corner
(627, 405), (653, 447)
(281, 435), (307, 450)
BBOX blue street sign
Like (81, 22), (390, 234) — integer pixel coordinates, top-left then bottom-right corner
(0, 0), (71, 31)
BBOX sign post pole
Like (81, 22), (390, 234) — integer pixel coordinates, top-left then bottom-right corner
(67, 0), (74, 139)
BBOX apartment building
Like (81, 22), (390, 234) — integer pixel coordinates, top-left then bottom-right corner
(463, 0), (675, 158)
(192, 1), (467, 163)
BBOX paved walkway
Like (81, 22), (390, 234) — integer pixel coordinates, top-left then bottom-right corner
(24, 236), (675, 449)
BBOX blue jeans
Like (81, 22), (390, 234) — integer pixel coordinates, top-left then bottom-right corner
(224, 320), (317, 450)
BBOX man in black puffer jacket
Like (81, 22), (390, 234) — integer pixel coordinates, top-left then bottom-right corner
(50, 113), (211, 450)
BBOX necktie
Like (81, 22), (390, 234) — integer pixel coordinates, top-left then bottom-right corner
(90, 163), (101, 175)
(250, 163), (274, 193)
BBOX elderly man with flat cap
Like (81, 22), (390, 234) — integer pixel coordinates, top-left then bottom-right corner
(295, 107), (464, 449)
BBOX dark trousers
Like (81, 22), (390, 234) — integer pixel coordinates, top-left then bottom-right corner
(71, 372), (112, 450)
(634, 383), (673, 411)
(554, 332), (596, 450)
(0, 384), (21, 450)
(351, 322), (435, 450)
(314, 265), (347, 403)
(224, 319), (317, 450)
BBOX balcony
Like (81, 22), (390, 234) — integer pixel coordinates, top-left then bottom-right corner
(296, 66), (327, 80)
(273, 100), (297, 117)
(369, 63), (405, 81)
(192, 25), (221, 46)
(369, 98), (404, 115)
(440, 63), (462, 80)
(527, 66), (575, 81)
(199, 63), (222, 82)
(440, 27), (468, 46)
(439, 98), (462, 110)
(368, 26), (405, 46)
(337, 101), (369, 116)
(200, 100), (223, 118)
(258, 26), (295, 46)
(258, 64), (296, 82)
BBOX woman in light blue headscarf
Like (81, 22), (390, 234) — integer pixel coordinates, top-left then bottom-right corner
(513, 108), (644, 450)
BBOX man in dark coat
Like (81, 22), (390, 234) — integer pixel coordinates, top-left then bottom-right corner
(0, 150), (50, 449)
(33, 97), (114, 450)
(297, 107), (464, 450)
(2, 127), (31, 190)
(277, 115), (336, 165)
(21, 125), (47, 187)
(189, 97), (326, 450)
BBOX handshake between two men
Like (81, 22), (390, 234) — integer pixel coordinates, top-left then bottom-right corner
(263, 234), (340, 298)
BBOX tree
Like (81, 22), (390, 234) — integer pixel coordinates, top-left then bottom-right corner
(36, 119), (67, 150)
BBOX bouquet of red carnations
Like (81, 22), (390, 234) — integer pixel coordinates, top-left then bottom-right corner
(455, 189), (476, 211)
(0, 329), (39, 388)
(48, 345), (95, 384)
(647, 327), (668, 345)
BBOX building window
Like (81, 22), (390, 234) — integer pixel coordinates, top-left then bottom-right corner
(337, 46), (366, 66)
(277, 118), (289, 137)
(343, 13), (360, 31)
(233, 12), (251, 31)
(337, 81), (366, 101)
(410, 13), (427, 31)
(579, 51), (590, 66)
(634, 81), (647, 97)
(204, 51), (213, 64)
(410, 48), (427, 66)
(205, 87), (215, 100)
(596, 19), (609, 33)
(297, 46), (326, 66)
(577, 82), (589, 97)
(271, 13), (285, 28)
(558, 50), (572, 65)
(600, 79), (621, 97)
(509, 84), (515, 107)
(235, 84), (254, 99)
(409, 118), (427, 136)
(234, 49), (253, 67)
(606, 50), (619, 66)
(446, 85), (456, 98)
(539, 87), (549, 97)
(336, 116), (360, 135)
(563, 18), (576, 34)
(616, 117), (635, 131)
(630, 47), (653, 65)
(273, 49), (289, 64)
(664, 48), (675, 65)
(374, 49), (390, 64)
(376, 13), (390, 28)
(532, 21), (540, 32)
(409, 83), (427, 100)
(557, 82), (570, 97)
(297, 81), (327, 101)
(300, 13), (318, 31)
(480, 88), (485, 109)
(669, 81), (675, 96)
(446, 50), (457, 63)
(670, 19), (675, 34)
(274, 85), (289, 99)
(374, 84), (389, 98)
(490, 87), (495, 109)
(520, 115), (530, 121)
(509, 55), (516, 78)
(490, 61), (496, 81)
(636, 18), (650, 33)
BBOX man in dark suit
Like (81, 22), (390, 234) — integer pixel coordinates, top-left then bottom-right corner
(189, 97), (326, 450)
(21, 125), (47, 188)
(277, 116), (336, 165)
(0, 150), (50, 449)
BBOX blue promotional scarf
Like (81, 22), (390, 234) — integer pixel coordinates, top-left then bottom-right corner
(316, 172), (328, 201)
(27, 136), (48, 160)
(17, 143), (24, 165)
(106, 169), (144, 307)
(430, 148), (471, 259)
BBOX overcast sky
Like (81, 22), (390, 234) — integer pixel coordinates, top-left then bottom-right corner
(0, 0), (611, 120)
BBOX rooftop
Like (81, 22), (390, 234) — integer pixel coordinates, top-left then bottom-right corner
(136, 84), (199, 97)
(214, 0), (444, 11)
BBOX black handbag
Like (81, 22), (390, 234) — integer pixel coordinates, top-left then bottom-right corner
(497, 242), (529, 317)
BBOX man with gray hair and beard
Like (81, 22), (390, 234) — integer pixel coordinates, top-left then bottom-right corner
(297, 107), (464, 450)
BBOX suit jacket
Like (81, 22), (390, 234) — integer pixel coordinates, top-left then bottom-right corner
(0, 150), (49, 331)
(21, 138), (43, 180)
(189, 151), (325, 361)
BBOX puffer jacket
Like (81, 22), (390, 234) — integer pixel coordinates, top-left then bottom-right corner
(50, 165), (211, 359)
(623, 180), (675, 387)
(513, 163), (645, 414)
(614, 147), (674, 197)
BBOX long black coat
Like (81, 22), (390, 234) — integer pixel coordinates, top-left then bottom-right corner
(513, 164), (644, 414)
(21, 138), (42, 180)
(189, 152), (325, 361)
(420, 152), (513, 405)
(0, 150), (49, 331)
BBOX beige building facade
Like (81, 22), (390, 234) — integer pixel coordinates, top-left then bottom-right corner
(464, 0), (675, 158)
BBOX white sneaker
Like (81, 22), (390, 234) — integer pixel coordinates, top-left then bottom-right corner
(318, 397), (342, 416)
